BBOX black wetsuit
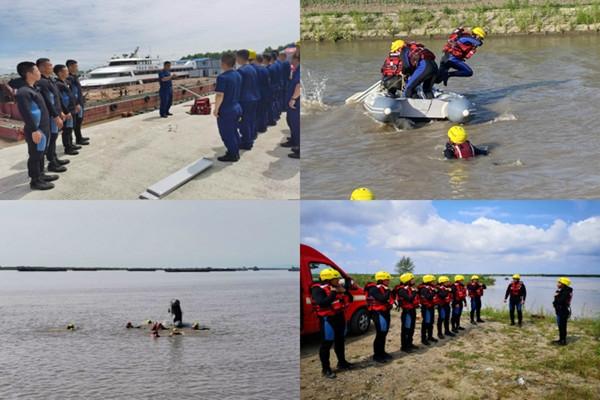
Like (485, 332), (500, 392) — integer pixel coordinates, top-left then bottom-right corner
(419, 284), (436, 344)
(437, 285), (453, 337)
(16, 84), (50, 180)
(395, 284), (418, 351)
(67, 73), (86, 143)
(505, 281), (527, 325)
(311, 285), (348, 373)
(553, 286), (573, 344)
(170, 300), (183, 327)
(36, 75), (63, 165)
(467, 282), (487, 322)
(367, 284), (391, 359)
(55, 78), (77, 151)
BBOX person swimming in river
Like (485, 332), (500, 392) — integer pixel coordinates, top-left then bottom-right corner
(169, 299), (183, 328)
(444, 126), (489, 160)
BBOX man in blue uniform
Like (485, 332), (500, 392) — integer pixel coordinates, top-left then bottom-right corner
(15, 62), (59, 190)
(283, 51), (300, 159)
(262, 54), (277, 127)
(35, 58), (68, 173)
(278, 51), (291, 117)
(267, 53), (282, 122)
(247, 49), (263, 141)
(54, 64), (78, 156)
(66, 59), (90, 146)
(213, 53), (242, 162)
(236, 50), (260, 150)
(158, 61), (175, 118)
(253, 54), (271, 134)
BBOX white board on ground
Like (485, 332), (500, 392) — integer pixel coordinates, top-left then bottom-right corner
(139, 158), (213, 199)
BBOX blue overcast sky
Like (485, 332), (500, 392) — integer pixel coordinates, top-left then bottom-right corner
(301, 201), (600, 274)
(0, 201), (298, 268)
(0, 0), (299, 74)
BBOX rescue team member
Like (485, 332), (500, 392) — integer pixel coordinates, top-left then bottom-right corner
(311, 268), (354, 379)
(418, 275), (438, 345)
(66, 60), (90, 145)
(444, 125), (488, 160)
(267, 53), (282, 122)
(403, 41), (438, 99)
(236, 50), (260, 150)
(251, 53), (271, 134)
(381, 39), (408, 97)
(213, 53), (242, 162)
(283, 51), (301, 159)
(504, 274), (527, 327)
(364, 271), (393, 363)
(437, 276), (455, 339)
(54, 65), (79, 155)
(394, 272), (420, 352)
(437, 27), (486, 86)
(15, 62), (58, 190)
(553, 277), (573, 346)
(451, 275), (467, 333)
(277, 51), (291, 116)
(158, 61), (175, 118)
(467, 275), (487, 324)
(169, 299), (183, 328)
(35, 58), (68, 173)
(263, 54), (278, 126)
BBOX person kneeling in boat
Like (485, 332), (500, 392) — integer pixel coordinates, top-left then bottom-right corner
(553, 277), (573, 345)
(444, 126), (488, 160)
(381, 40), (409, 97)
(403, 41), (438, 99)
(437, 27), (486, 86)
(169, 299), (183, 328)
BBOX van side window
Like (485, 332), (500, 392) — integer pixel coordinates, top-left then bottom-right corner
(309, 262), (336, 283)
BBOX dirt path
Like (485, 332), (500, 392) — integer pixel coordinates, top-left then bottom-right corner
(301, 311), (600, 399)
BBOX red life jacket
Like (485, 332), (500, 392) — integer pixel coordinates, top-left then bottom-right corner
(365, 282), (393, 312)
(432, 286), (442, 306)
(510, 282), (523, 297)
(452, 141), (475, 159)
(441, 285), (453, 305)
(311, 283), (346, 317)
(468, 282), (485, 298)
(454, 282), (467, 301)
(418, 284), (436, 308)
(407, 41), (436, 68)
(442, 28), (478, 59)
(381, 53), (404, 77)
(394, 284), (420, 310)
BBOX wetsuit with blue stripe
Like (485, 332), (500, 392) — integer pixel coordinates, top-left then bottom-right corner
(67, 73), (86, 143)
(403, 46), (438, 99)
(36, 75), (63, 164)
(16, 84), (50, 180)
(55, 78), (77, 149)
(438, 36), (483, 84)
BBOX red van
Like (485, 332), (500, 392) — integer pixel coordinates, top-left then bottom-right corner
(300, 244), (370, 336)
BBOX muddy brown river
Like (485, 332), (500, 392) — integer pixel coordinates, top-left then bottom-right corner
(301, 35), (600, 199)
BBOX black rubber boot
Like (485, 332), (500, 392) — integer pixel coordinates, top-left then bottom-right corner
(40, 174), (59, 182)
(30, 178), (54, 190)
(322, 369), (336, 379)
(48, 162), (67, 173)
(217, 152), (240, 162)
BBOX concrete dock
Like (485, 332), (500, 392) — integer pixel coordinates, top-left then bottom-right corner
(0, 97), (299, 199)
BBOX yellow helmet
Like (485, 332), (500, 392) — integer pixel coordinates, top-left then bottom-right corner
(350, 187), (375, 200)
(438, 275), (449, 284)
(375, 271), (392, 281)
(390, 39), (406, 52)
(454, 274), (465, 282)
(512, 274), (521, 280)
(320, 268), (341, 281)
(558, 277), (571, 286)
(248, 49), (257, 60)
(448, 125), (468, 144)
(472, 27), (487, 39)
(471, 275), (479, 280)
(422, 274), (435, 284)
(400, 272), (415, 284)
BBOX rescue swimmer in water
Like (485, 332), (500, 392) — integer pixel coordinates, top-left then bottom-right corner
(444, 125), (489, 160)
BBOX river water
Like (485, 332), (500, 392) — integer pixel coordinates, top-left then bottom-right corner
(301, 35), (600, 199)
(479, 276), (599, 318)
(0, 271), (299, 400)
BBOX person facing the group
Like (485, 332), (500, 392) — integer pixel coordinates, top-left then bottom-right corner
(451, 275), (467, 332)
(467, 275), (487, 324)
(169, 299), (183, 328)
(394, 272), (420, 352)
(53, 64), (78, 156)
(277, 51), (291, 115)
(504, 274), (527, 327)
(437, 27), (486, 86)
(553, 277), (573, 345)
(436, 276), (455, 339)
(444, 125), (489, 160)
(283, 51), (301, 159)
(311, 268), (353, 379)
(364, 271), (393, 363)
(158, 61), (175, 118)
(66, 59), (89, 146)
(236, 49), (260, 151)
(418, 274), (439, 346)
(213, 53), (242, 162)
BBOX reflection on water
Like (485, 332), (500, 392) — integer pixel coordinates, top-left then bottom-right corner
(302, 36), (600, 199)
(0, 271), (299, 399)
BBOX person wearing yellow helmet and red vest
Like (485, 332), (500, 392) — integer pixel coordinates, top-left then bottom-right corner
(393, 272), (420, 352)
(436, 276), (455, 339)
(467, 275), (487, 324)
(444, 126), (489, 160)
(437, 27), (486, 86)
(504, 274), (527, 327)
(553, 277), (573, 345)
(418, 274), (439, 345)
(311, 268), (354, 379)
(381, 39), (407, 97)
(450, 275), (468, 333)
(364, 271), (394, 363)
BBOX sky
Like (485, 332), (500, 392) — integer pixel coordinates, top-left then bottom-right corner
(0, 201), (299, 268)
(0, 0), (299, 74)
(301, 200), (600, 275)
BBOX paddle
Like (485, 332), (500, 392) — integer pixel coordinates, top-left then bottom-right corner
(345, 80), (382, 104)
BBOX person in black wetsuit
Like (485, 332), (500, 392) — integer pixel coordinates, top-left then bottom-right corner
(169, 299), (183, 328)
(418, 275), (438, 346)
(53, 64), (79, 155)
(311, 268), (353, 379)
(15, 62), (58, 190)
(394, 272), (420, 352)
(365, 271), (393, 363)
(553, 277), (573, 345)
(35, 58), (69, 173)
(467, 275), (487, 324)
(66, 59), (90, 146)
(436, 276), (455, 339)
(504, 274), (527, 327)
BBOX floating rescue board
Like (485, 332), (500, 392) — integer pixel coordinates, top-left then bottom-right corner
(139, 158), (213, 199)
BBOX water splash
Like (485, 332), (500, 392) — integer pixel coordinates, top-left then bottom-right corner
(489, 112), (518, 124)
(301, 68), (330, 114)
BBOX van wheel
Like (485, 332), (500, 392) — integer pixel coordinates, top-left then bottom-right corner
(350, 308), (370, 335)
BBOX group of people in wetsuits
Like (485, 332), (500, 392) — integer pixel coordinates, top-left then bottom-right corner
(311, 269), (574, 379)
(381, 26), (486, 99)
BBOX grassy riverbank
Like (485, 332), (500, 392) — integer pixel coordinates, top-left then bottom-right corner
(301, 306), (600, 399)
(301, 0), (600, 41)
(344, 273), (496, 287)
